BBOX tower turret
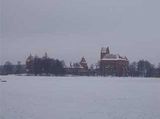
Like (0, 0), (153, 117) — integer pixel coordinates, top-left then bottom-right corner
(101, 47), (110, 59)
(80, 57), (88, 69)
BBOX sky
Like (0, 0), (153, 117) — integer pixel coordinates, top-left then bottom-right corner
(1, 0), (160, 66)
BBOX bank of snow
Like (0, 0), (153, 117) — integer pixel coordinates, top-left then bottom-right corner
(0, 75), (160, 119)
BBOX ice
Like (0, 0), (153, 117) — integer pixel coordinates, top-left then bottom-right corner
(0, 76), (160, 119)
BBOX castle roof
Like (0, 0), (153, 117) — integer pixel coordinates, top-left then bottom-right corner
(100, 47), (128, 61)
(101, 54), (128, 61)
(80, 57), (87, 64)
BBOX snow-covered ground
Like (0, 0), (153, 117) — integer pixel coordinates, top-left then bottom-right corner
(0, 76), (160, 119)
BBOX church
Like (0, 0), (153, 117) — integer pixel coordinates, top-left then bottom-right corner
(100, 47), (129, 76)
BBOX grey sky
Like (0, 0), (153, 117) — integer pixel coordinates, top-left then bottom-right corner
(1, 0), (160, 66)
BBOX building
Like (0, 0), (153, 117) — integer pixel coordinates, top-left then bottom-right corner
(65, 57), (89, 75)
(100, 47), (129, 76)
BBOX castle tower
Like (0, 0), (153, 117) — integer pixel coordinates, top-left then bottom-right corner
(100, 47), (110, 59)
(43, 52), (48, 59)
(106, 47), (110, 54)
(80, 57), (88, 69)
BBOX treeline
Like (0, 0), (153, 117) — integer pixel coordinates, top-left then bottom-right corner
(0, 58), (160, 77)
(129, 60), (160, 77)
(26, 54), (65, 76)
(0, 54), (65, 76)
(0, 61), (26, 75)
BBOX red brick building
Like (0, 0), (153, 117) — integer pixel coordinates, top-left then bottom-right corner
(100, 47), (129, 76)
(65, 57), (89, 75)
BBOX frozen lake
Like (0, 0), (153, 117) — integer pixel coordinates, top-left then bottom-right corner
(0, 76), (160, 119)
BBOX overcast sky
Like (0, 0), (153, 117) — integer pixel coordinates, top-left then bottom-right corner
(1, 0), (160, 66)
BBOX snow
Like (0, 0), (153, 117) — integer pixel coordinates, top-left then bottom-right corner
(0, 76), (160, 119)
(101, 58), (127, 61)
(101, 54), (128, 61)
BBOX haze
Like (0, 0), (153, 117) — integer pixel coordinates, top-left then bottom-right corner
(1, 0), (160, 65)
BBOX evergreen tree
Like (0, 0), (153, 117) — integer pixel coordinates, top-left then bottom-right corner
(129, 62), (138, 77)
(15, 61), (23, 74)
(137, 60), (154, 77)
(25, 53), (66, 76)
(26, 54), (34, 74)
(2, 61), (14, 75)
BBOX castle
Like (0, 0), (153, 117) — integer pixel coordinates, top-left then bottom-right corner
(99, 47), (129, 76)
(25, 47), (129, 76)
(65, 57), (89, 75)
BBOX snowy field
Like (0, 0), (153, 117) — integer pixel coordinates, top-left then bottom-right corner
(0, 76), (160, 119)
